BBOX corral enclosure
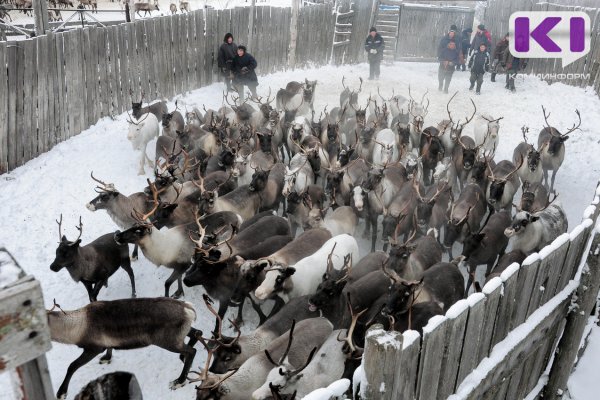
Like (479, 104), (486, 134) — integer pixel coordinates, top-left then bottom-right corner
(2, 0), (600, 399)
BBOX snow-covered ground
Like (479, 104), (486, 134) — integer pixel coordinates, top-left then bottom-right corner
(0, 61), (599, 399)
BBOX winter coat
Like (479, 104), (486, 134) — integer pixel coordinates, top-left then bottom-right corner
(439, 45), (460, 70)
(365, 33), (385, 62)
(502, 49), (527, 72)
(460, 30), (472, 56)
(232, 52), (258, 85)
(468, 50), (490, 74)
(218, 38), (237, 71)
(470, 31), (491, 55)
(438, 34), (461, 61)
(493, 38), (509, 60)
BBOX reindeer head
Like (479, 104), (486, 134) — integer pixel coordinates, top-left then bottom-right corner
(249, 169), (270, 192)
(382, 263), (425, 316)
(50, 215), (83, 272)
(540, 106), (581, 155)
(86, 172), (119, 211)
(307, 254), (352, 312)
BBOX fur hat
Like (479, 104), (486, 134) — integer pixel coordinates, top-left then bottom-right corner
(478, 24), (485, 30)
(450, 24), (458, 32)
(369, 27), (377, 33)
(223, 33), (233, 43)
(237, 45), (247, 53)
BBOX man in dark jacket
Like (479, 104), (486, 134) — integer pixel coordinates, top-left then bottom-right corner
(470, 24), (491, 56)
(502, 37), (527, 93)
(457, 28), (472, 71)
(218, 33), (237, 92)
(438, 29), (461, 62)
(438, 41), (459, 93)
(468, 43), (490, 95)
(365, 27), (384, 80)
(232, 45), (258, 101)
(490, 33), (509, 82)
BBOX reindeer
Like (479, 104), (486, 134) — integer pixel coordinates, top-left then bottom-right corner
(169, 2), (177, 13)
(134, 0), (159, 16)
(537, 106), (581, 193)
(85, 172), (151, 260)
(407, 86), (429, 150)
(49, 298), (201, 399)
(339, 76), (363, 110)
(130, 90), (168, 121)
(414, 181), (453, 240)
(126, 110), (159, 175)
(179, 0), (190, 12)
(444, 183), (487, 259)
(473, 114), (503, 154)
(78, 0), (97, 12)
(513, 126), (544, 185)
(439, 93), (477, 156)
(486, 159), (523, 212)
(50, 215), (136, 302)
(517, 181), (553, 213)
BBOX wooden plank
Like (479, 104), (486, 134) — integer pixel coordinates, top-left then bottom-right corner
(64, 31), (77, 138)
(196, 11), (205, 89)
(0, 277), (52, 370)
(0, 42), (8, 173)
(22, 40), (33, 165)
(560, 222), (594, 290)
(83, 29), (93, 129)
(97, 28), (109, 119)
(45, 32), (57, 151)
(135, 21), (148, 101)
(394, 331), (420, 399)
(119, 24), (131, 112)
(172, 15), (182, 96)
(491, 263), (520, 348)
(14, 39), (25, 167)
(437, 299), (470, 398)
(31, 37), (41, 158)
(108, 26), (122, 116)
(456, 293), (486, 386)
(510, 256), (542, 329)
(416, 315), (449, 399)
(541, 235), (571, 304)
(54, 33), (66, 145)
(362, 325), (402, 399)
(477, 278), (503, 361)
(504, 364), (526, 400)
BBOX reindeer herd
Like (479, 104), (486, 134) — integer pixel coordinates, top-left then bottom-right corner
(45, 76), (581, 399)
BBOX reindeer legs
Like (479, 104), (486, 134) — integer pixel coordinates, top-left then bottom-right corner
(165, 265), (186, 298)
(99, 348), (113, 364)
(57, 347), (105, 399)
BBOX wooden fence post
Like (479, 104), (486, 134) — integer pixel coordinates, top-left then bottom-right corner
(248, 0), (256, 51)
(288, 0), (300, 69)
(32, 0), (49, 36)
(543, 224), (600, 399)
(361, 324), (403, 399)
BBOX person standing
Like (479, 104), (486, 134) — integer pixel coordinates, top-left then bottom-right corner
(364, 27), (384, 80)
(438, 41), (459, 93)
(457, 28), (473, 71)
(231, 45), (258, 101)
(438, 28), (460, 62)
(502, 37), (527, 93)
(490, 33), (509, 82)
(468, 43), (490, 95)
(470, 24), (491, 57)
(218, 33), (237, 92)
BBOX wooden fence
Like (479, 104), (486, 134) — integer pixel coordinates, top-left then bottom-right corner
(359, 182), (600, 399)
(484, 0), (600, 95)
(0, 3), (343, 174)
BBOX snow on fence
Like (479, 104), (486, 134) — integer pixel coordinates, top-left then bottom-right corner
(358, 182), (600, 399)
(484, 0), (600, 95)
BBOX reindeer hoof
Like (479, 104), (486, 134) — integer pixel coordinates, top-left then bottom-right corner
(169, 379), (187, 390)
(231, 318), (244, 328)
(171, 291), (184, 299)
(99, 357), (112, 365)
(130, 255), (138, 261)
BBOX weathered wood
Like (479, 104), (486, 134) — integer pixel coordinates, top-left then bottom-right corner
(32, 0), (49, 36)
(16, 355), (55, 400)
(491, 263), (520, 348)
(417, 315), (449, 399)
(54, 33), (67, 145)
(392, 331), (420, 399)
(0, 277), (52, 371)
(361, 325), (402, 399)
(456, 293), (486, 386)
(0, 42), (8, 173)
(14, 39), (25, 167)
(22, 40), (34, 165)
(540, 234), (571, 304)
(449, 281), (574, 400)
(438, 300), (470, 398)
(511, 256), (542, 328)
(477, 278), (503, 361)
(543, 229), (600, 399)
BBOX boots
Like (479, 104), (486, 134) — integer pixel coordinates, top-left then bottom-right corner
(491, 73), (496, 82)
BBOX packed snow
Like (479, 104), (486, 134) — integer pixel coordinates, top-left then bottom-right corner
(1, 60), (600, 399)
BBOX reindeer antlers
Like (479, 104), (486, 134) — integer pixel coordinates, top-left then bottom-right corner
(337, 292), (367, 358)
(90, 171), (116, 192)
(202, 294), (241, 348)
(265, 320), (297, 367)
(56, 214), (83, 244)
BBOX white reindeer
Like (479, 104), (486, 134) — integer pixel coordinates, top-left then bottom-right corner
(126, 112), (159, 175)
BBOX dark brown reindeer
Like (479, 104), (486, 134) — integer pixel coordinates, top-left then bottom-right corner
(130, 89), (168, 121)
(50, 215), (136, 302)
(49, 298), (201, 399)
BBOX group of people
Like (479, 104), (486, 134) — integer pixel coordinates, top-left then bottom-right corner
(437, 24), (528, 94)
(218, 33), (258, 101)
(217, 23), (527, 101)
